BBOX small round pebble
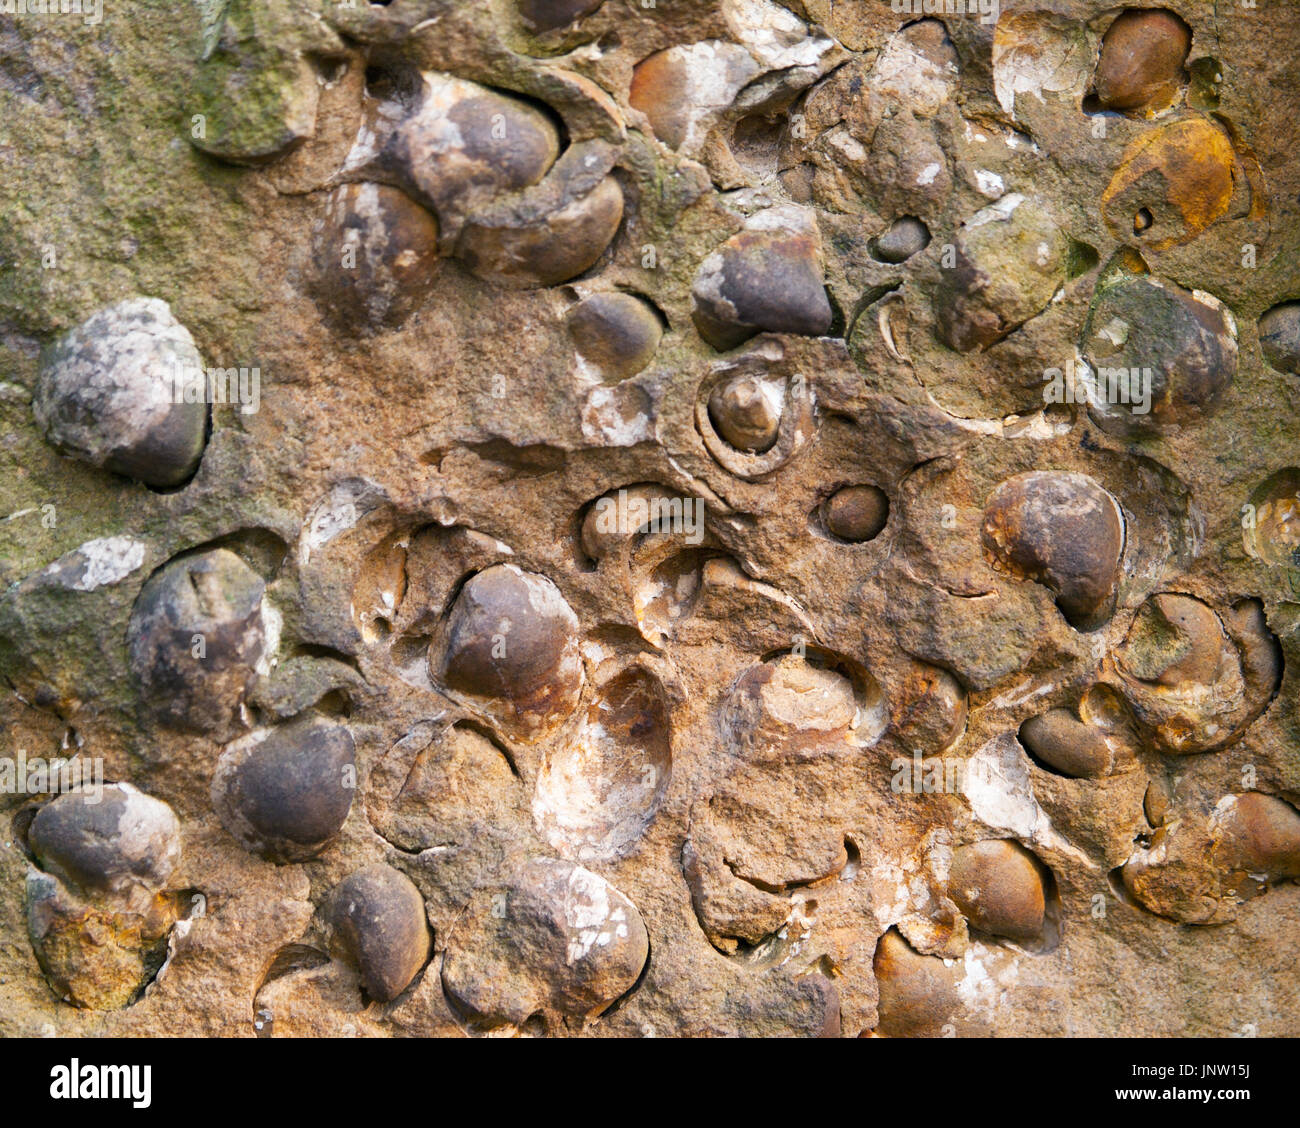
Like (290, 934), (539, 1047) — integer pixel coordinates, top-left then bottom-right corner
(327, 864), (431, 1002)
(822, 485), (889, 542)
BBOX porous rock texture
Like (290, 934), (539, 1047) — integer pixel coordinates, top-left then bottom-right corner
(0, 0), (1298, 1038)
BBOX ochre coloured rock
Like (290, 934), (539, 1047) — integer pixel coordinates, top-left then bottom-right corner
(1019, 708), (1117, 778)
(822, 485), (889, 542)
(872, 929), (959, 1037)
(1215, 793), (1300, 878)
(947, 840), (1049, 943)
(1101, 119), (1236, 250)
(1094, 9), (1192, 113)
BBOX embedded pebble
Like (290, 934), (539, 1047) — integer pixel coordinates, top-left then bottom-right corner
(1094, 9), (1191, 113)
(871, 216), (931, 264)
(127, 549), (268, 738)
(517, 0), (605, 32)
(1084, 275), (1237, 434)
(309, 183), (441, 334)
(947, 840), (1049, 943)
(212, 717), (356, 863)
(326, 865), (431, 1002)
(822, 485), (888, 543)
(455, 142), (624, 288)
(29, 785), (182, 898)
(872, 929), (959, 1038)
(1019, 708), (1117, 778)
(933, 196), (1066, 353)
(33, 299), (209, 488)
(1258, 302), (1300, 376)
(708, 371), (784, 453)
(1216, 793), (1300, 878)
(580, 483), (679, 560)
(434, 564), (584, 738)
(981, 471), (1124, 629)
(349, 72), (559, 248)
(692, 205), (833, 350)
(724, 653), (859, 760)
(567, 293), (662, 381)
(1101, 119), (1236, 249)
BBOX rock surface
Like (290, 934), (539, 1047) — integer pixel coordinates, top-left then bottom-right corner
(0, 0), (1298, 1040)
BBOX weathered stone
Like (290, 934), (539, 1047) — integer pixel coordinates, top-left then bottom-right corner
(871, 216), (931, 264)
(1100, 119), (1237, 249)
(326, 865), (430, 1002)
(933, 196), (1067, 353)
(982, 472), (1124, 629)
(1083, 274), (1237, 434)
(212, 717), (356, 863)
(29, 785), (181, 898)
(708, 371), (784, 452)
(1258, 302), (1300, 375)
(1093, 9), (1191, 113)
(441, 858), (648, 1031)
(692, 205), (833, 350)
(33, 299), (208, 489)
(434, 564), (583, 739)
(517, 0), (605, 33)
(309, 183), (441, 335)
(127, 549), (268, 738)
(1019, 708), (1117, 778)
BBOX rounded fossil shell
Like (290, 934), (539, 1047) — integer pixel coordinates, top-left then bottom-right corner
(1258, 302), (1300, 376)
(1082, 274), (1237, 434)
(28, 783), (181, 898)
(127, 548), (268, 739)
(326, 864), (431, 1002)
(433, 564), (584, 740)
(695, 346), (817, 481)
(1019, 707), (1122, 778)
(981, 471), (1125, 630)
(33, 298), (209, 489)
(212, 717), (356, 863)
